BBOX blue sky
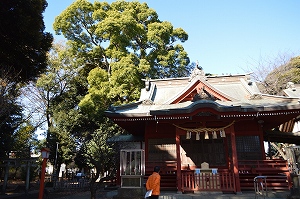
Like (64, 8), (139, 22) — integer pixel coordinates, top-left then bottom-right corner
(44, 0), (300, 75)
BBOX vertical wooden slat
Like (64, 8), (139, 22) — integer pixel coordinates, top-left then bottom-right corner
(229, 125), (241, 193)
(181, 170), (236, 193)
(176, 132), (182, 191)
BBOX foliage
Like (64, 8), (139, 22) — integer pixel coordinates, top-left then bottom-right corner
(0, 104), (23, 159)
(21, 165), (38, 182)
(74, 118), (121, 198)
(0, 0), (52, 183)
(12, 121), (38, 158)
(0, 78), (23, 159)
(0, 0), (53, 83)
(32, 42), (92, 172)
(282, 56), (300, 83)
(245, 52), (300, 95)
(0, 83), (38, 185)
(75, 118), (117, 170)
(261, 55), (300, 95)
(54, 0), (191, 109)
(0, 0), (52, 168)
(19, 42), (87, 176)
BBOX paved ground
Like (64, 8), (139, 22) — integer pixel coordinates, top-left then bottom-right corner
(2, 180), (295, 199)
(1, 189), (296, 199)
(162, 190), (292, 199)
(0, 189), (110, 199)
(0, 181), (112, 199)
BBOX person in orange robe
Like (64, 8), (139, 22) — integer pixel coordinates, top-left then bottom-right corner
(146, 166), (161, 199)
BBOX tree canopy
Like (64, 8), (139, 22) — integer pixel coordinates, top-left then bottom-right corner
(25, 42), (92, 172)
(249, 54), (300, 95)
(0, 0), (52, 161)
(54, 0), (191, 118)
(0, 0), (53, 83)
(54, 0), (189, 79)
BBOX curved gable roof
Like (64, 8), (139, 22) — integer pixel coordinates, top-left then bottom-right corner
(139, 72), (258, 105)
(105, 72), (300, 118)
(167, 76), (237, 104)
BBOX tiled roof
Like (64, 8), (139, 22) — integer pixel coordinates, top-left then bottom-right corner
(105, 72), (300, 117)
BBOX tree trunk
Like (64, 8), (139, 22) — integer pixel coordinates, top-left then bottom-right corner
(90, 182), (97, 199)
(90, 171), (101, 199)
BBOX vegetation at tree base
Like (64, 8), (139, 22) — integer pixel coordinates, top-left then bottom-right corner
(74, 117), (121, 195)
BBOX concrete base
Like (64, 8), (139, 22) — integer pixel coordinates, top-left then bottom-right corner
(113, 187), (145, 199)
(288, 188), (300, 199)
(194, 191), (222, 194)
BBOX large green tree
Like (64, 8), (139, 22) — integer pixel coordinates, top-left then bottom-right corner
(54, 0), (189, 77)
(37, 42), (121, 198)
(54, 0), (190, 106)
(53, 1), (191, 198)
(0, 0), (52, 165)
(23, 42), (90, 175)
(0, 0), (53, 83)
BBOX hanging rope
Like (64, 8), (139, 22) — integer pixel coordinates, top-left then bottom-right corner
(173, 120), (235, 132)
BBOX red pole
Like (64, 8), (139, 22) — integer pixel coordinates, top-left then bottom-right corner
(176, 132), (182, 192)
(38, 158), (47, 199)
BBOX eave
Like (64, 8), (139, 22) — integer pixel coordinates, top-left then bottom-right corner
(265, 130), (300, 145)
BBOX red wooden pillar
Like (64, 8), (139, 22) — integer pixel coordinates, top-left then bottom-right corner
(229, 125), (241, 193)
(145, 123), (150, 164)
(175, 128), (182, 192)
(258, 123), (266, 160)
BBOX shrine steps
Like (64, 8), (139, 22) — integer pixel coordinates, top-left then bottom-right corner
(144, 173), (177, 191)
(160, 173), (177, 191)
(239, 173), (289, 191)
(238, 159), (290, 191)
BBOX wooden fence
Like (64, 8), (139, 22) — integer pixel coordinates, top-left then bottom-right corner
(181, 170), (235, 193)
(54, 179), (90, 190)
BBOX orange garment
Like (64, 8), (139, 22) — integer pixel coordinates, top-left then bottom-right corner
(146, 172), (161, 195)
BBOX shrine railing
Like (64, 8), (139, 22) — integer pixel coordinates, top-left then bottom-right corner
(181, 169), (235, 192)
(238, 159), (291, 190)
(238, 159), (289, 175)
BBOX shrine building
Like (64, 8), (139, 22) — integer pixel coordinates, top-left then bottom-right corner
(105, 67), (300, 193)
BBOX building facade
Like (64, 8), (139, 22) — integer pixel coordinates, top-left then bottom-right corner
(105, 68), (300, 193)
